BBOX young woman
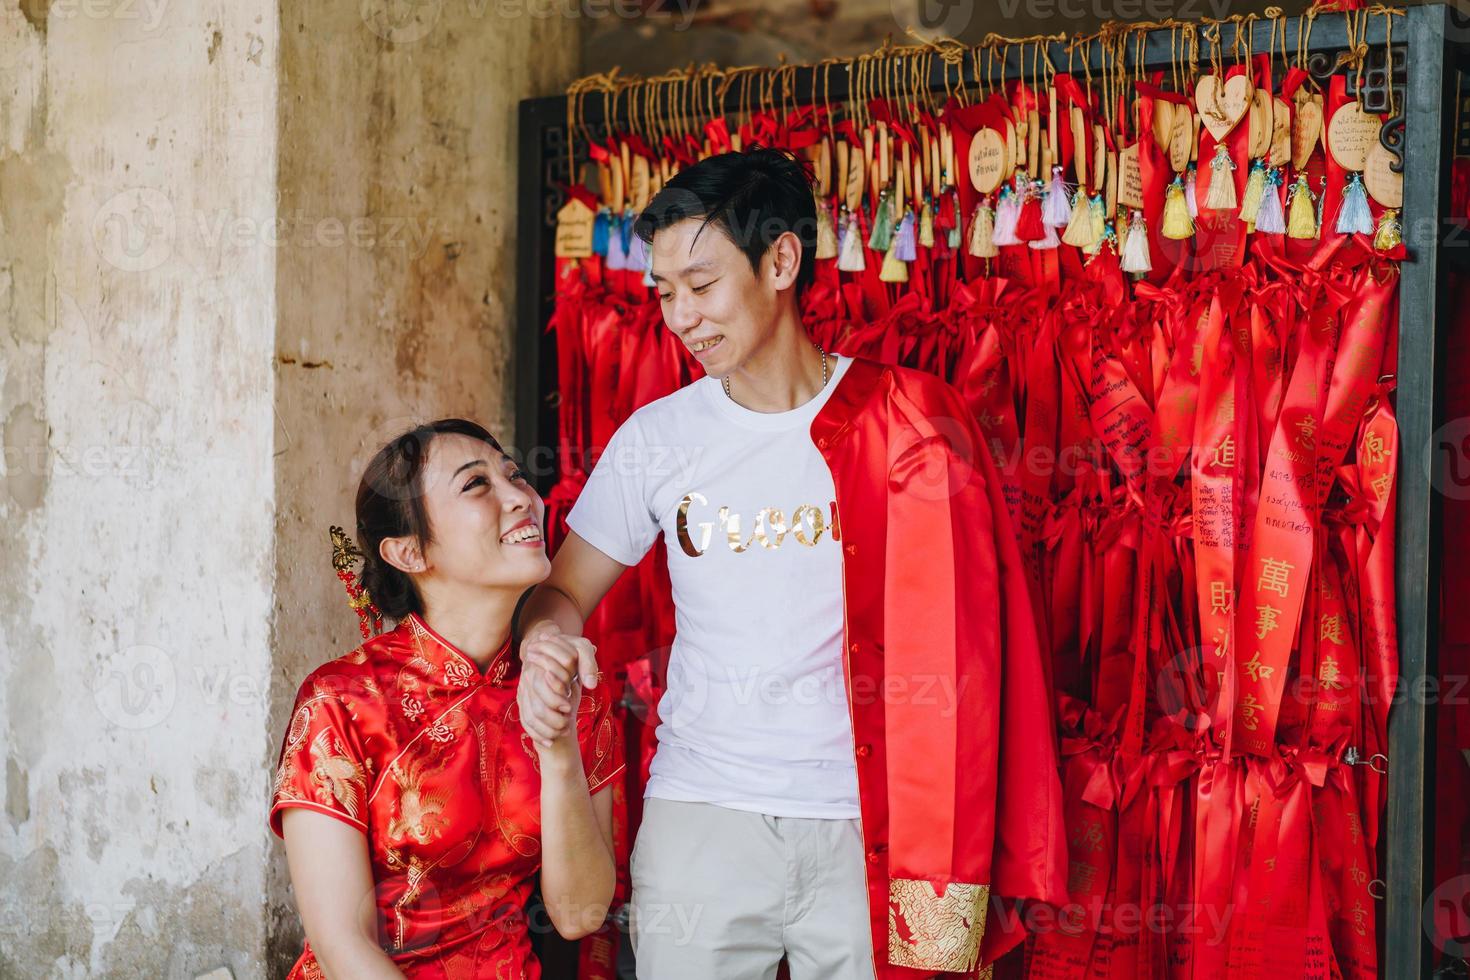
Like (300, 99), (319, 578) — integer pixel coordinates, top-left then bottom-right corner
(270, 419), (622, 979)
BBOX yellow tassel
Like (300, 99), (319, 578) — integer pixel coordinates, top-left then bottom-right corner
(1161, 179), (1194, 240)
(1238, 161), (1266, 229)
(879, 236), (910, 282)
(1373, 208), (1402, 250)
(919, 199), (935, 248)
(1205, 144), (1237, 211)
(815, 200), (839, 260)
(1287, 173), (1318, 240)
(1062, 191), (1096, 248)
(967, 201), (998, 259)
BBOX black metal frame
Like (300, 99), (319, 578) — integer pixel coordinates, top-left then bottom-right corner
(515, 8), (1465, 974)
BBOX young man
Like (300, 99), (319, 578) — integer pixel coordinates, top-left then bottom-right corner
(516, 148), (1066, 979)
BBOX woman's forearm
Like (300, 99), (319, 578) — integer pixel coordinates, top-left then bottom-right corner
(313, 940), (406, 980)
(536, 747), (616, 939)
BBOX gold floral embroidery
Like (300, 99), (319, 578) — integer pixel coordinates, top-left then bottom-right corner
(887, 877), (988, 973)
(401, 692), (425, 721)
(308, 727), (366, 821)
(444, 659), (474, 687)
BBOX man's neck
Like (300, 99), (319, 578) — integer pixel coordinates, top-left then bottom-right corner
(724, 311), (828, 413)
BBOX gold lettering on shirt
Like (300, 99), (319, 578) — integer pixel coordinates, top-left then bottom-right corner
(676, 494), (836, 557)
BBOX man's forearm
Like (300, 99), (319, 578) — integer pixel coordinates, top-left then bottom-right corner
(517, 583), (588, 640)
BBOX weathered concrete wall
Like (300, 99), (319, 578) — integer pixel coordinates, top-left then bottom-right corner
(1, 0), (579, 975)
(0, 1), (280, 977)
(266, 2), (581, 974)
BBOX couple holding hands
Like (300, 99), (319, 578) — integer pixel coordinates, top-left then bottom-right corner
(269, 148), (1065, 979)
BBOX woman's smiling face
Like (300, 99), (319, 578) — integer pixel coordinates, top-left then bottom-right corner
(414, 433), (551, 591)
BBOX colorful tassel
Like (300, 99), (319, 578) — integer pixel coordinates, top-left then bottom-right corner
(1162, 176), (1195, 240)
(1239, 159), (1267, 227)
(1287, 172), (1319, 239)
(1030, 217), (1060, 250)
(592, 208), (611, 255)
(867, 188), (894, 251)
(1120, 210), (1152, 273)
(967, 199), (998, 258)
(1254, 168), (1287, 234)
(879, 235), (909, 282)
(992, 186), (1021, 246)
(1086, 217), (1118, 261)
(1184, 164), (1199, 218)
(948, 193), (963, 250)
(1205, 144), (1238, 211)
(605, 214), (631, 270)
(1062, 190), (1097, 248)
(815, 198), (838, 259)
(1015, 179), (1046, 242)
(1373, 207), (1402, 250)
(837, 211), (867, 271)
(919, 198), (935, 248)
(1335, 172), (1375, 236)
(1043, 165), (1072, 227)
(894, 210), (917, 261)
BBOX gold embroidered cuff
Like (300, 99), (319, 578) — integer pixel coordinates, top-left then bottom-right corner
(887, 877), (989, 973)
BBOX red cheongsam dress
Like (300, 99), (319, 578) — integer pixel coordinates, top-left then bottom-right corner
(270, 612), (623, 979)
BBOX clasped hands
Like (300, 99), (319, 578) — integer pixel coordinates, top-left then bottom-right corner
(517, 623), (602, 752)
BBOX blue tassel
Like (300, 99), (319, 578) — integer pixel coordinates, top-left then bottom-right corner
(591, 208), (611, 256)
(1335, 172), (1375, 236)
(948, 193), (963, 250)
(893, 210), (916, 261)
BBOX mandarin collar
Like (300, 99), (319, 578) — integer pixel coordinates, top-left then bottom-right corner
(406, 612), (514, 688)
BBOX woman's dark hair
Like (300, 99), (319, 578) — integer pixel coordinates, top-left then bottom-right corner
(633, 146), (817, 295)
(356, 418), (504, 621)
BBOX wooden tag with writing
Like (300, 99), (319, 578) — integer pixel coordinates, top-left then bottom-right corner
(845, 142), (865, 212)
(554, 198), (595, 258)
(1363, 140), (1403, 208)
(968, 127), (1008, 194)
(1197, 74), (1250, 140)
(1117, 142), (1144, 208)
(1093, 124), (1107, 196)
(1152, 99), (1175, 152)
(1168, 107), (1193, 173)
(629, 155), (651, 212)
(1327, 101), (1380, 172)
(1071, 106), (1089, 186)
(1270, 97), (1291, 166)
(1027, 109), (1041, 176)
(1247, 90), (1272, 159)
(1292, 98), (1323, 170)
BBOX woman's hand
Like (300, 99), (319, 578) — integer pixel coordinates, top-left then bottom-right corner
(518, 623), (600, 750)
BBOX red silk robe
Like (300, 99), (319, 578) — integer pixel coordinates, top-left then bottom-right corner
(812, 355), (1068, 976)
(270, 612), (624, 979)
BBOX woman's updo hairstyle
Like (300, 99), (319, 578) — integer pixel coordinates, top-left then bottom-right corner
(355, 418), (504, 621)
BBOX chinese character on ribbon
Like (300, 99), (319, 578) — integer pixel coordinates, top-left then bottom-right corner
(1258, 557), (1295, 598)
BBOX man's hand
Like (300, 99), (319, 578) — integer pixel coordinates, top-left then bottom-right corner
(518, 623), (601, 749)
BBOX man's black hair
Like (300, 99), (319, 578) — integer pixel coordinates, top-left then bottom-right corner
(633, 146), (817, 294)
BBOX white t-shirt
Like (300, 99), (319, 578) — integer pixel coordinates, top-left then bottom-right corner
(565, 353), (860, 818)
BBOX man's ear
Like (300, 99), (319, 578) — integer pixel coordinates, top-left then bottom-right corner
(379, 535), (425, 575)
(767, 230), (803, 290)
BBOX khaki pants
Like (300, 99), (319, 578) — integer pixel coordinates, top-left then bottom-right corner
(628, 798), (877, 980)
